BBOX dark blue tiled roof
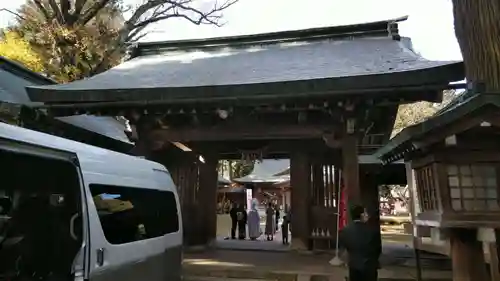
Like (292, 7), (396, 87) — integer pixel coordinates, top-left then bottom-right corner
(26, 17), (463, 103)
(28, 37), (459, 92)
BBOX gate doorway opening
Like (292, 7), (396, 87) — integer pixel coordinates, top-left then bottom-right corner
(216, 159), (292, 251)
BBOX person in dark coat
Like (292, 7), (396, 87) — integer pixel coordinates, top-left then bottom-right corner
(275, 205), (280, 231)
(339, 205), (381, 281)
(281, 212), (290, 245)
(229, 202), (238, 239)
(236, 204), (247, 239)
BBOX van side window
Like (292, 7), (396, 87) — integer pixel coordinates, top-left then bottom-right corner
(89, 184), (179, 245)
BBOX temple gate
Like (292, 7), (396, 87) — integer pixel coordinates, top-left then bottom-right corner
(26, 17), (463, 249)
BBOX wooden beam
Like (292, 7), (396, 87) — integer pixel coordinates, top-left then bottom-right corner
(149, 124), (339, 142)
(192, 139), (340, 158)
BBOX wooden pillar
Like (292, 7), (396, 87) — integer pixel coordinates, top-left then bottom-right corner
(450, 229), (488, 281)
(165, 155), (199, 246)
(129, 135), (153, 159)
(312, 163), (325, 206)
(290, 150), (311, 250)
(489, 240), (500, 281)
(489, 230), (500, 281)
(128, 118), (157, 159)
(342, 134), (360, 221)
(197, 153), (219, 246)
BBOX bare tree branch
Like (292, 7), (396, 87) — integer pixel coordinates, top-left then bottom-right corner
(0, 8), (26, 20)
(47, 0), (65, 23)
(126, 0), (168, 28)
(78, 0), (112, 25)
(128, 0), (237, 31)
(129, 31), (149, 42)
(74, 0), (88, 17)
(59, 0), (71, 23)
(134, 13), (198, 29)
(96, 0), (238, 75)
(32, 0), (52, 21)
(167, 0), (237, 26)
(126, 25), (149, 41)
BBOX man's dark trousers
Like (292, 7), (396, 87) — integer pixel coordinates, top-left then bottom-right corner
(230, 220), (237, 239)
(348, 268), (377, 281)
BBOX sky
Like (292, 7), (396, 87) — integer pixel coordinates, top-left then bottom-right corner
(0, 0), (462, 61)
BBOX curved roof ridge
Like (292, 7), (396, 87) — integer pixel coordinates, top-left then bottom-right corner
(130, 16), (408, 57)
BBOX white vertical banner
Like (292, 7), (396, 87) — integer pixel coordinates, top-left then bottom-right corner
(246, 188), (253, 210)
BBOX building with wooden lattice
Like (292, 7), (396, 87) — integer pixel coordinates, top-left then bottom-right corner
(376, 92), (500, 280)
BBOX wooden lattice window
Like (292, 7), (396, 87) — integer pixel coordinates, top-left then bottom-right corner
(415, 166), (440, 211)
(447, 165), (499, 212)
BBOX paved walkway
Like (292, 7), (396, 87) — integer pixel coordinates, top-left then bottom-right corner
(215, 234), (451, 270)
(183, 250), (452, 281)
(216, 236), (290, 251)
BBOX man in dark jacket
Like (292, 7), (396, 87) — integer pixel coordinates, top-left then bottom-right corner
(339, 205), (381, 281)
(229, 202), (238, 239)
(236, 204), (247, 240)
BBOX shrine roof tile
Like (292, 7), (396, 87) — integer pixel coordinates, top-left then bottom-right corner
(27, 17), (463, 104)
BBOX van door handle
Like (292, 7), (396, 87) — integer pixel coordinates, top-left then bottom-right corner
(69, 213), (80, 241)
(96, 248), (105, 266)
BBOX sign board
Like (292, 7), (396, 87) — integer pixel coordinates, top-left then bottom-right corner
(246, 188), (253, 210)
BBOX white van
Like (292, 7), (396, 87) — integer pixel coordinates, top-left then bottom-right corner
(0, 122), (182, 281)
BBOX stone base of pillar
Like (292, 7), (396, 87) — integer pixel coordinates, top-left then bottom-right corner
(450, 228), (488, 281)
(290, 237), (308, 251)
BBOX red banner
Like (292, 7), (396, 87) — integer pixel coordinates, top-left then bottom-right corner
(338, 184), (348, 230)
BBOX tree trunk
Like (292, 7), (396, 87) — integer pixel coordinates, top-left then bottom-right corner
(452, 0), (500, 92)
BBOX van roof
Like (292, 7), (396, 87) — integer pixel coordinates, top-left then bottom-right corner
(0, 122), (165, 171)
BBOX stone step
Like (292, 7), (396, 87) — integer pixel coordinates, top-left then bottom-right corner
(184, 267), (296, 280)
(184, 262), (451, 281)
(184, 276), (273, 281)
(184, 274), (451, 281)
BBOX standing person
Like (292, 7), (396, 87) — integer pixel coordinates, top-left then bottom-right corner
(229, 202), (238, 239)
(264, 202), (275, 241)
(275, 204), (280, 231)
(339, 205), (381, 281)
(236, 204), (247, 239)
(281, 209), (290, 245)
(247, 199), (260, 240)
